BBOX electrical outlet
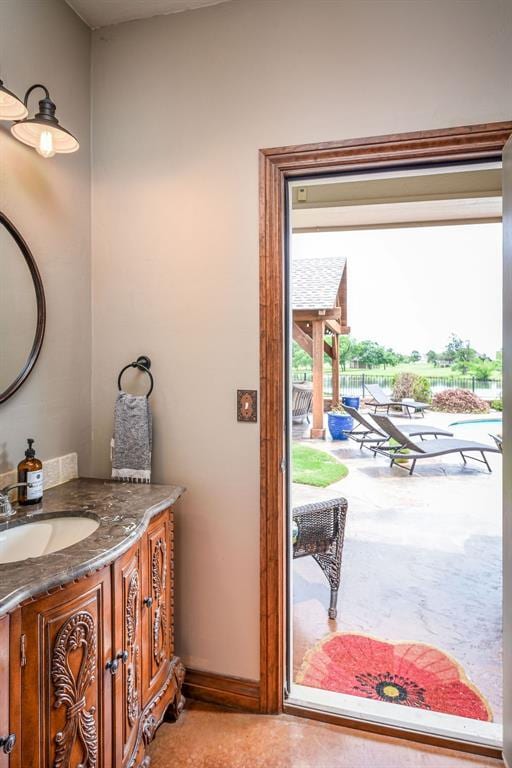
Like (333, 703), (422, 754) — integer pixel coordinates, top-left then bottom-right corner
(237, 390), (257, 422)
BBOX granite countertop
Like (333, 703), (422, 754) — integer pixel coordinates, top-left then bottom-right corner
(0, 477), (185, 617)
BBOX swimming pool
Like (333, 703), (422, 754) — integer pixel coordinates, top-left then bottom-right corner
(449, 417), (502, 442)
(449, 417), (502, 428)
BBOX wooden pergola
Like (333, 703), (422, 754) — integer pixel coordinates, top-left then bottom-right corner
(292, 256), (350, 438)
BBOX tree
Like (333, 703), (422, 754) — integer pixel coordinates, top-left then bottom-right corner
(445, 334), (476, 374)
(410, 350), (421, 363)
(352, 340), (385, 369)
(339, 336), (353, 371)
(444, 334), (461, 363)
(292, 340), (311, 370)
(426, 350), (438, 366)
(383, 348), (400, 369)
(469, 359), (497, 382)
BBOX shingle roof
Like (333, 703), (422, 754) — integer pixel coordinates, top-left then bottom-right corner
(291, 256), (346, 310)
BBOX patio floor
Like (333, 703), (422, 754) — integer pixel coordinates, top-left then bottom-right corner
(291, 410), (502, 724)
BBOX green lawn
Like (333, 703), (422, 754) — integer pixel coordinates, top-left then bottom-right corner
(292, 444), (349, 487)
(295, 361), (502, 381)
(351, 362), (501, 380)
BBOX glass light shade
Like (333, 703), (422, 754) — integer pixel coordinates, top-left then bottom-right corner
(11, 119), (79, 155)
(0, 82), (28, 121)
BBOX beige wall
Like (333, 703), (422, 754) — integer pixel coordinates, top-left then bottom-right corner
(0, 0), (91, 474)
(0, 0), (509, 694)
(91, 0), (512, 680)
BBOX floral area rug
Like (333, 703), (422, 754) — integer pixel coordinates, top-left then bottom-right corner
(296, 633), (491, 721)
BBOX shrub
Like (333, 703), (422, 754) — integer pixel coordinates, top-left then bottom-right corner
(491, 399), (503, 412)
(392, 373), (432, 403)
(412, 376), (432, 404)
(432, 388), (489, 414)
(330, 405), (348, 415)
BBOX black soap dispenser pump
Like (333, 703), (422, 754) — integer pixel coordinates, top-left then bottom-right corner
(17, 438), (44, 505)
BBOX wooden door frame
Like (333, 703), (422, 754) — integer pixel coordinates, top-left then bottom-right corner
(259, 121), (512, 735)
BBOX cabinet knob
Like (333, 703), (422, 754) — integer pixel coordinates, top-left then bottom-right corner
(143, 596), (153, 608)
(106, 658), (119, 675)
(106, 650), (128, 674)
(0, 733), (16, 754)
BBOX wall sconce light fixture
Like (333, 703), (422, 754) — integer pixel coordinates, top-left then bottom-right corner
(0, 79), (28, 121)
(11, 84), (79, 158)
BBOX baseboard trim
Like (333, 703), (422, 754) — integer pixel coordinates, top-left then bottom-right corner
(184, 669), (260, 712)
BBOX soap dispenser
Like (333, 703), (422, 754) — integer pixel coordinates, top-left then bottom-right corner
(17, 438), (43, 505)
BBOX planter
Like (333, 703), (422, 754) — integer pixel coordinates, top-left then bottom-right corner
(328, 412), (354, 440)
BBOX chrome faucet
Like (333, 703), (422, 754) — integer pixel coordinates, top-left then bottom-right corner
(0, 483), (32, 519)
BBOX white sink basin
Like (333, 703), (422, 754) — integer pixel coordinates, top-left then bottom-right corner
(0, 516), (99, 564)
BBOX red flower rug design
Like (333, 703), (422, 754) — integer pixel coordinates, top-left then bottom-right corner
(296, 633), (492, 721)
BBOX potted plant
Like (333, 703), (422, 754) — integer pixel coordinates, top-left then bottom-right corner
(327, 405), (354, 440)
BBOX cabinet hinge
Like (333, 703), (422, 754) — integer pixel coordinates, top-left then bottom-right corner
(20, 634), (26, 667)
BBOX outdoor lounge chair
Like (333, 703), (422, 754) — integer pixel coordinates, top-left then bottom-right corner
(490, 433), (503, 452)
(364, 383), (429, 418)
(292, 497), (347, 619)
(342, 404), (454, 450)
(371, 414), (501, 475)
(292, 383), (313, 423)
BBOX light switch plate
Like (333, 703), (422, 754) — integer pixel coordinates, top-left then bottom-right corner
(237, 390), (257, 422)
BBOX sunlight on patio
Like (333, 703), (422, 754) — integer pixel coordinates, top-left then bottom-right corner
(291, 410), (502, 739)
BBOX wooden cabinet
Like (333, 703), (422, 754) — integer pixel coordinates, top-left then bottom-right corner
(0, 615), (14, 768)
(112, 542), (143, 767)
(2, 505), (184, 768)
(141, 511), (173, 704)
(20, 568), (113, 768)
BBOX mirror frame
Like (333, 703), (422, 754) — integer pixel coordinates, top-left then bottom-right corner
(0, 211), (46, 404)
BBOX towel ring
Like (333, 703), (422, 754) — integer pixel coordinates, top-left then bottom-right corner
(117, 356), (154, 397)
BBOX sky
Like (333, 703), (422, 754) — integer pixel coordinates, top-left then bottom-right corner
(292, 223), (502, 358)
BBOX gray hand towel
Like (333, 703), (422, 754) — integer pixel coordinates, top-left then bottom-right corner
(111, 392), (152, 483)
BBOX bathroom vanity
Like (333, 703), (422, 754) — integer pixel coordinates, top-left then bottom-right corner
(0, 478), (185, 768)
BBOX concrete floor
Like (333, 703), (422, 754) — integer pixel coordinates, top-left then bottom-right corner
(148, 701), (503, 768)
(292, 411), (502, 722)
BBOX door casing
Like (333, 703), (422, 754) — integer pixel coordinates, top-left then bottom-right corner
(259, 121), (512, 753)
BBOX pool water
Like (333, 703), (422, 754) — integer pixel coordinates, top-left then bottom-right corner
(449, 417), (502, 442)
(449, 418), (502, 427)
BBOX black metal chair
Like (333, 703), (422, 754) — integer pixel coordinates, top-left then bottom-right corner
(292, 497), (348, 619)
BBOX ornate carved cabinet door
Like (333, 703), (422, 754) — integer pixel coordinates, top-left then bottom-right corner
(141, 509), (173, 706)
(112, 543), (142, 767)
(20, 568), (112, 768)
(0, 615), (12, 768)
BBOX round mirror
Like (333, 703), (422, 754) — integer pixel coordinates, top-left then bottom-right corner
(0, 212), (45, 404)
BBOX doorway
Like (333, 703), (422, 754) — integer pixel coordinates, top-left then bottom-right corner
(287, 168), (502, 748)
(258, 123), (512, 757)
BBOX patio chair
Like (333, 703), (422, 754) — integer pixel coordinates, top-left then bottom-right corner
(372, 414), (501, 475)
(292, 382), (313, 423)
(292, 497), (347, 619)
(364, 383), (429, 418)
(490, 433), (503, 452)
(342, 404), (454, 450)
